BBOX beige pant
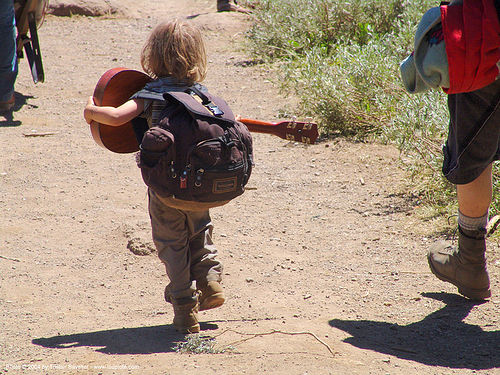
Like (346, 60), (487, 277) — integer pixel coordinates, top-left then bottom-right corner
(148, 190), (222, 300)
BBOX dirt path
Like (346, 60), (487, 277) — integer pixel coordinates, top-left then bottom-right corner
(0, 1), (499, 374)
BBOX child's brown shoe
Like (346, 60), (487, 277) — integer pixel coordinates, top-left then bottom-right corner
(172, 297), (200, 334)
(198, 281), (225, 311)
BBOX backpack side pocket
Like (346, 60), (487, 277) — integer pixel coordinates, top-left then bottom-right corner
(138, 127), (174, 167)
(139, 127), (177, 198)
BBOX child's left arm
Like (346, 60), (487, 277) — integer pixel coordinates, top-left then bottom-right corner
(84, 97), (145, 126)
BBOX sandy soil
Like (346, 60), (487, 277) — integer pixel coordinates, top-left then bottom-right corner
(0, 1), (499, 374)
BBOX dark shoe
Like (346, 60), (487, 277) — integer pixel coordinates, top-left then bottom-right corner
(198, 280), (225, 311)
(427, 227), (491, 300)
(172, 297), (200, 334)
(217, 0), (251, 13)
(0, 94), (14, 112)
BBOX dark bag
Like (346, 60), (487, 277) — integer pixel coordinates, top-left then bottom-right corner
(136, 86), (253, 204)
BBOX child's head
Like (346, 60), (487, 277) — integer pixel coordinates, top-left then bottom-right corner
(141, 19), (207, 84)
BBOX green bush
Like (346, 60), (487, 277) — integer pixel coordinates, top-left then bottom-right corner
(246, 0), (500, 224)
(247, 0), (406, 56)
(246, 0), (439, 134)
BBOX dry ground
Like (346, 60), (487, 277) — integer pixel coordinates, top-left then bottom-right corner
(0, 1), (499, 374)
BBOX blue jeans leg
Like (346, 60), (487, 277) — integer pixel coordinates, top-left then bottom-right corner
(0, 0), (17, 102)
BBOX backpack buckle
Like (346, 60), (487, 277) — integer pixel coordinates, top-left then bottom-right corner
(189, 86), (224, 117)
(205, 102), (224, 117)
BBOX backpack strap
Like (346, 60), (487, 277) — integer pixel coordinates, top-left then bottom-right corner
(130, 90), (165, 102)
(131, 82), (209, 101)
(163, 89), (236, 126)
(495, 0), (500, 22)
(132, 83), (235, 126)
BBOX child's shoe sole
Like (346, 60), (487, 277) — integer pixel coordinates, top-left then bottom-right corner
(174, 322), (200, 334)
(199, 293), (225, 311)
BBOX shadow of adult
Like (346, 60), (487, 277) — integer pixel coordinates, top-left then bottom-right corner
(329, 292), (499, 370)
(0, 91), (36, 127)
(32, 322), (218, 354)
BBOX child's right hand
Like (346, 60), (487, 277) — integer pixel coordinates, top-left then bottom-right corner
(84, 96), (96, 124)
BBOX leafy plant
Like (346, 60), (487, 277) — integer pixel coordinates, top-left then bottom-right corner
(245, 0), (500, 225)
(174, 334), (230, 354)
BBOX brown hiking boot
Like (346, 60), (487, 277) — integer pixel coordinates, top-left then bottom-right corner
(172, 297), (200, 334)
(197, 280), (225, 311)
(217, 0), (251, 13)
(427, 227), (491, 300)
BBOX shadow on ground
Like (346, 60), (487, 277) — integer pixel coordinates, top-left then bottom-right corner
(0, 92), (36, 127)
(329, 292), (499, 370)
(186, 11), (211, 19)
(32, 322), (218, 354)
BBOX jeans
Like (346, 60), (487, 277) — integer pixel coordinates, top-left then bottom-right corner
(0, 0), (17, 102)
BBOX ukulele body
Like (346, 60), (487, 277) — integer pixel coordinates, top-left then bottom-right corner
(90, 68), (152, 153)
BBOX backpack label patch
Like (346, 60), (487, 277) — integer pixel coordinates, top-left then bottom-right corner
(213, 177), (237, 194)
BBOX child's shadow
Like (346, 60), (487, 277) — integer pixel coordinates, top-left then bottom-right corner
(0, 92), (36, 127)
(329, 292), (499, 370)
(32, 322), (218, 354)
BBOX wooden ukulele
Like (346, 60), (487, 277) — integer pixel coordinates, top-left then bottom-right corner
(88, 68), (319, 153)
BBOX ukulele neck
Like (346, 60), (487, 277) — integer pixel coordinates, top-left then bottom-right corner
(239, 118), (277, 135)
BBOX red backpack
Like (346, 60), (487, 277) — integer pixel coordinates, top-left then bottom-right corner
(441, 0), (500, 94)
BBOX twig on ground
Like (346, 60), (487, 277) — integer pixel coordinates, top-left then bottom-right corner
(0, 255), (21, 262)
(214, 316), (280, 323)
(23, 132), (58, 137)
(213, 328), (336, 357)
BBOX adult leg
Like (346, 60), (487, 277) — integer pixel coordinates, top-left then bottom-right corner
(427, 207), (491, 300)
(428, 165), (492, 300)
(456, 163), (492, 218)
(0, 0), (17, 109)
(426, 80), (500, 299)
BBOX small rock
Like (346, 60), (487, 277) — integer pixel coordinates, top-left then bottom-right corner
(48, 0), (129, 17)
(127, 238), (155, 256)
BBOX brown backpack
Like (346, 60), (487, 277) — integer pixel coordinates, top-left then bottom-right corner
(135, 85), (253, 204)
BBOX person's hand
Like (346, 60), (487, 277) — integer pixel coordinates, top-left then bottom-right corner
(83, 96), (95, 124)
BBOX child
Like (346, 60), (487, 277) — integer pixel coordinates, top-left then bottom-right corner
(84, 20), (227, 334)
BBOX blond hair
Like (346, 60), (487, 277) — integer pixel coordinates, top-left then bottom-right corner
(141, 20), (207, 84)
